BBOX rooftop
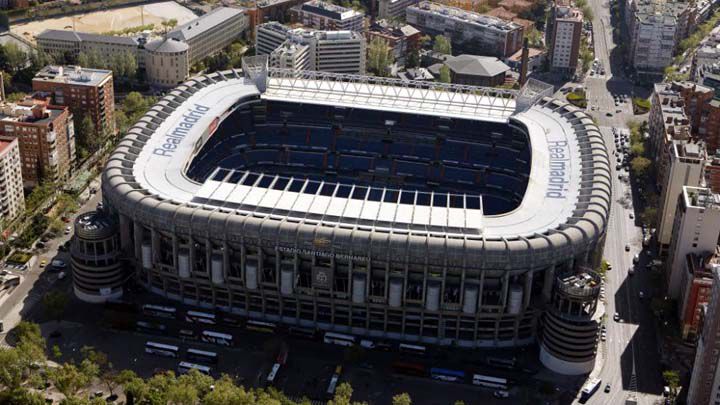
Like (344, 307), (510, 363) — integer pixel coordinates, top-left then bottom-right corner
(0, 137), (14, 154)
(0, 102), (66, 126)
(684, 186), (720, 208)
(168, 7), (244, 42)
(555, 5), (583, 21)
(144, 37), (190, 53)
(411, 1), (522, 32)
(33, 65), (113, 87)
(36, 29), (138, 46)
(296, 0), (363, 21)
(444, 54), (511, 77)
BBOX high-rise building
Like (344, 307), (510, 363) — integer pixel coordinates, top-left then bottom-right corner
(406, 2), (524, 58)
(687, 264), (720, 405)
(627, 0), (688, 75)
(257, 23), (367, 74)
(545, 2), (583, 73)
(32, 65), (115, 138)
(679, 249), (718, 340)
(290, 0), (365, 31)
(0, 137), (24, 222)
(666, 186), (720, 298)
(648, 83), (692, 188)
(0, 101), (75, 187)
(657, 141), (706, 255)
(378, 0), (421, 20)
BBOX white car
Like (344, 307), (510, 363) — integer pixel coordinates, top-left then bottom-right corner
(64, 226), (71, 235)
(58, 272), (66, 280)
(51, 259), (66, 270)
(639, 291), (644, 299)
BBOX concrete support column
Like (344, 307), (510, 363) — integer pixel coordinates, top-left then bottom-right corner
(543, 265), (555, 303)
(523, 270), (533, 309)
(151, 228), (160, 265)
(119, 214), (132, 253)
(133, 222), (143, 261)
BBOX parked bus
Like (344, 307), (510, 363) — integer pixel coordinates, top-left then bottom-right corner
(326, 365), (343, 398)
(201, 330), (233, 346)
(186, 348), (218, 364)
(472, 374), (509, 390)
(430, 368), (465, 383)
(177, 361), (212, 376)
(398, 343), (426, 356)
(266, 363), (281, 386)
(288, 327), (317, 340)
(136, 321), (167, 335)
(246, 320), (276, 334)
(580, 378), (602, 402)
(323, 332), (355, 347)
(391, 362), (427, 377)
(142, 304), (177, 319)
(144, 341), (179, 358)
(185, 310), (216, 325)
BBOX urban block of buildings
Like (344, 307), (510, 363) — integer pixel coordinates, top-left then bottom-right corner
(679, 249), (718, 340)
(378, 0), (421, 20)
(0, 137), (25, 223)
(367, 20), (421, 68)
(36, 7), (248, 88)
(32, 65), (115, 138)
(406, 1), (524, 58)
(290, 0), (365, 31)
(256, 22), (367, 74)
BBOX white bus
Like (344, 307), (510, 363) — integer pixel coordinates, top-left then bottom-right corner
(398, 343), (426, 356)
(246, 320), (276, 334)
(144, 341), (179, 358)
(580, 378), (602, 401)
(142, 304), (177, 319)
(201, 330), (233, 346)
(472, 374), (509, 390)
(186, 348), (218, 364)
(185, 310), (216, 325)
(177, 361), (212, 375)
(323, 332), (356, 347)
(266, 363), (281, 386)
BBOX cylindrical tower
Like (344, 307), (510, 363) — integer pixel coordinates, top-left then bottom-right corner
(540, 270), (604, 375)
(70, 210), (126, 303)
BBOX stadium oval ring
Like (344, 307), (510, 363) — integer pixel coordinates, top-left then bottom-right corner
(100, 67), (610, 357)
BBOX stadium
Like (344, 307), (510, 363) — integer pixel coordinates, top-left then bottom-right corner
(95, 57), (611, 374)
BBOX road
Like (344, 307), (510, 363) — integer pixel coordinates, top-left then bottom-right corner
(578, 0), (664, 402)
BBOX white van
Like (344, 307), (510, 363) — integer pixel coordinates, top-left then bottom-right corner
(493, 390), (509, 398)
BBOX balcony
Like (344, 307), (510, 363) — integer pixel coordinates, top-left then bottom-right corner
(47, 131), (56, 144)
(48, 151), (58, 167)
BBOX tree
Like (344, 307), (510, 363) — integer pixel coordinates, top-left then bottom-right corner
(641, 206), (657, 227)
(6, 92), (26, 102)
(75, 115), (98, 157)
(367, 36), (393, 76)
(438, 65), (451, 83)
(406, 48), (420, 68)
(48, 363), (91, 398)
(392, 393), (412, 405)
(52, 344), (63, 359)
(432, 35), (452, 55)
(630, 142), (645, 156)
(329, 382), (353, 405)
(4, 43), (27, 73)
(663, 370), (680, 395)
(631, 156), (652, 178)
(42, 291), (68, 322)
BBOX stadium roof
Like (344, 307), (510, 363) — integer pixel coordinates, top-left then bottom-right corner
(123, 69), (607, 239)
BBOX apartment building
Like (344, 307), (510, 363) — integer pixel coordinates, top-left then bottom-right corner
(666, 186), (720, 298)
(679, 250), (718, 340)
(367, 20), (421, 67)
(246, 0), (307, 30)
(166, 7), (248, 64)
(688, 264), (720, 405)
(648, 83), (692, 188)
(0, 137), (24, 222)
(627, 0), (687, 75)
(657, 141), (706, 255)
(406, 2), (524, 58)
(257, 22), (367, 74)
(0, 102), (75, 187)
(36, 30), (140, 66)
(290, 0), (365, 31)
(378, 0), (421, 20)
(32, 65), (115, 138)
(545, 2), (583, 73)
(707, 151), (720, 194)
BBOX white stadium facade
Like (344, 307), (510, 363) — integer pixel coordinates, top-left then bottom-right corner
(81, 57), (611, 374)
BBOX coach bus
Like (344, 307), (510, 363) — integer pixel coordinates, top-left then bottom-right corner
(391, 362), (427, 377)
(430, 368), (465, 383)
(323, 332), (355, 347)
(144, 341), (179, 358)
(186, 348), (218, 364)
(177, 361), (212, 376)
(185, 310), (216, 325)
(325, 365), (343, 398)
(266, 363), (281, 386)
(472, 374), (509, 390)
(246, 320), (276, 334)
(136, 321), (167, 335)
(580, 378), (602, 402)
(201, 330), (233, 346)
(398, 343), (426, 356)
(142, 304), (177, 319)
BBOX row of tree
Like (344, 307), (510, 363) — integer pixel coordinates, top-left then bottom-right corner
(0, 321), (437, 405)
